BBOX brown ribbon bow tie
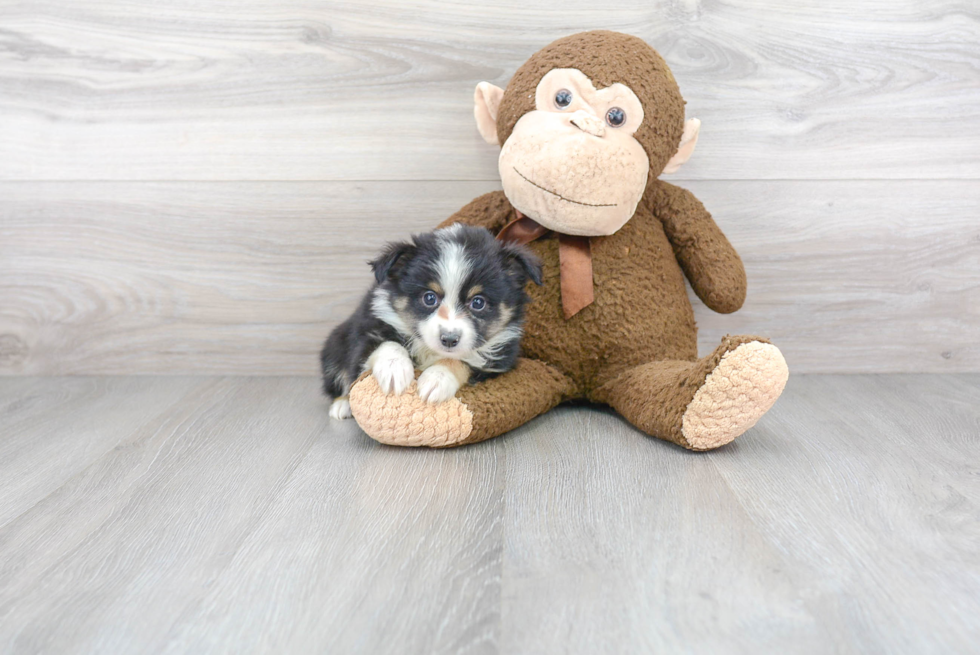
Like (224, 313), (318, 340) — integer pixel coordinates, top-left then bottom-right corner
(496, 210), (594, 319)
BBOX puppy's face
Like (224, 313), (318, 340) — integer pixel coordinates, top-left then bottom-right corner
(371, 225), (542, 364)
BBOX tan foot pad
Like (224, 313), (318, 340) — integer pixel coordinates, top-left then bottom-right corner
(348, 375), (474, 448)
(682, 342), (789, 451)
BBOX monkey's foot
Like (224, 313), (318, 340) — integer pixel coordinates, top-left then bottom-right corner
(349, 375), (474, 447)
(681, 341), (788, 451)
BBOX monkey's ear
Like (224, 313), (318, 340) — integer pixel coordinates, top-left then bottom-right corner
(474, 82), (505, 146)
(662, 118), (701, 175)
(369, 241), (416, 284)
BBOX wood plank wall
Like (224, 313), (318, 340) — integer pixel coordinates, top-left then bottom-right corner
(1, 0), (978, 375)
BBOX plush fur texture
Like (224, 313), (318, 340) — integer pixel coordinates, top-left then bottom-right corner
(347, 31), (788, 450)
(321, 225), (541, 409)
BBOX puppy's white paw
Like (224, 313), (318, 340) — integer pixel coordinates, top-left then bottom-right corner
(329, 398), (352, 420)
(372, 354), (414, 395)
(417, 365), (461, 404)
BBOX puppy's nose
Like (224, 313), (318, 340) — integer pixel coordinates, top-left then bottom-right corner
(439, 329), (461, 349)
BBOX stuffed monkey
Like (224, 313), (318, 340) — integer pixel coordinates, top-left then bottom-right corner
(348, 31), (788, 450)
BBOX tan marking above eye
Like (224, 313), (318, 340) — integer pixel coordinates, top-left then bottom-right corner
(467, 285), (483, 299)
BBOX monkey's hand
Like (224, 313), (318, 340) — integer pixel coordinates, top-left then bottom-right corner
(649, 180), (747, 314)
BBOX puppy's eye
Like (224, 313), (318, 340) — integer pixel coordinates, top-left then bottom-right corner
(422, 291), (439, 307)
(605, 107), (626, 127)
(469, 295), (487, 311)
(554, 89), (573, 109)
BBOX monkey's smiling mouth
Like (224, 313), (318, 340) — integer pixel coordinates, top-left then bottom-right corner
(513, 167), (617, 208)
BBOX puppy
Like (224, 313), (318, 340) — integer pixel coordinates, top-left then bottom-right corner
(321, 224), (543, 420)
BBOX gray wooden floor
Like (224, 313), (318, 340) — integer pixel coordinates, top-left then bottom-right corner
(1, 375), (978, 654)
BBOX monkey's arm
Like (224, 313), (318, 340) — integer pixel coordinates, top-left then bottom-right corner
(437, 191), (515, 234)
(648, 180), (746, 314)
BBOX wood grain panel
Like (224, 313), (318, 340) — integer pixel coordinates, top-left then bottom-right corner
(692, 179), (980, 373)
(0, 1), (977, 181)
(1, 180), (977, 375)
(0, 180), (489, 375)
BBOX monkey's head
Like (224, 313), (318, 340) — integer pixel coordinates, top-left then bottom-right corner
(474, 31), (700, 237)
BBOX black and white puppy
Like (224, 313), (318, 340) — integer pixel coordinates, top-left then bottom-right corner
(321, 224), (543, 420)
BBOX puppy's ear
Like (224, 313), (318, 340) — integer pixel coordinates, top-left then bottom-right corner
(370, 241), (416, 284)
(502, 244), (544, 286)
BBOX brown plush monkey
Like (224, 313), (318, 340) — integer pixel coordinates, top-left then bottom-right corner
(348, 31), (788, 450)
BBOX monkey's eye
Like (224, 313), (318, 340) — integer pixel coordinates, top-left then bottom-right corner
(422, 291), (439, 307)
(469, 295), (487, 312)
(554, 89), (573, 109)
(605, 107), (626, 127)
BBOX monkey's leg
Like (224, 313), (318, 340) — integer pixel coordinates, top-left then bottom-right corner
(349, 358), (574, 448)
(592, 336), (788, 451)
